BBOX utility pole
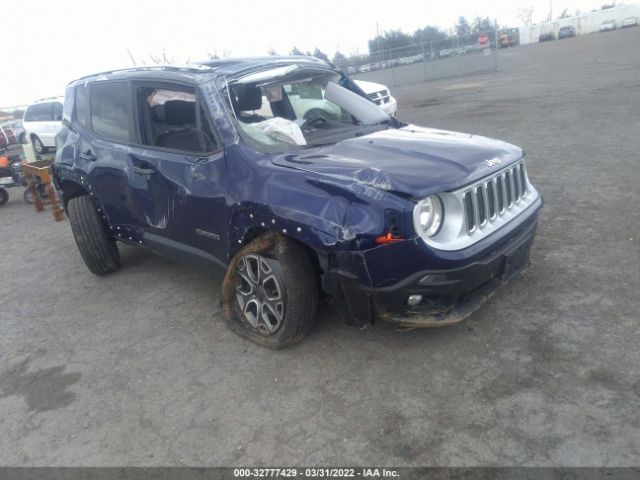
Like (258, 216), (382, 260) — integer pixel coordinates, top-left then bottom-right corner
(376, 21), (383, 67)
(549, 0), (553, 21)
(126, 49), (137, 66)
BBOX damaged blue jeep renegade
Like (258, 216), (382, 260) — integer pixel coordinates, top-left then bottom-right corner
(52, 56), (542, 348)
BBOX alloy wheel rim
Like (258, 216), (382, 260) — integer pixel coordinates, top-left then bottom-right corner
(235, 254), (286, 336)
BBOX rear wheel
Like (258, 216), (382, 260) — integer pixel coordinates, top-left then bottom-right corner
(221, 232), (318, 349)
(66, 195), (120, 275)
(0, 188), (8, 205)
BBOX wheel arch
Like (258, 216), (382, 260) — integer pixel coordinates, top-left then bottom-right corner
(228, 215), (327, 294)
(60, 179), (90, 207)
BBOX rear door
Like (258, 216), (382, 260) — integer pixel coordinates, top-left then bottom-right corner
(124, 80), (229, 267)
(74, 81), (139, 229)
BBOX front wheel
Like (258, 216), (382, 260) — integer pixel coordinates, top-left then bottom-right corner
(31, 135), (46, 154)
(221, 232), (318, 349)
(0, 188), (8, 205)
(66, 195), (120, 275)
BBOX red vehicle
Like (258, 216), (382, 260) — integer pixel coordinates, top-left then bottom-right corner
(2, 127), (17, 144)
(0, 129), (8, 151)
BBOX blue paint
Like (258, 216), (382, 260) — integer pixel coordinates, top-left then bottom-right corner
(52, 59), (542, 326)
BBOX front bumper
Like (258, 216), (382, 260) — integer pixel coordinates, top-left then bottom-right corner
(329, 198), (541, 327)
(373, 215), (537, 327)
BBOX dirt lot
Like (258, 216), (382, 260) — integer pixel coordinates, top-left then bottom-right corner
(1, 28), (639, 466)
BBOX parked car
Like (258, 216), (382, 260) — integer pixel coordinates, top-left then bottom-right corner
(0, 128), (7, 152)
(22, 97), (64, 154)
(558, 26), (576, 39)
(1, 126), (17, 144)
(254, 79), (397, 123)
(357, 64), (371, 73)
(354, 80), (397, 117)
(600, 19), (616, 32)
(52, 57), (542, 349)
(499, 28), (520, 48)
(4, 120), (26, 144)
(539, 31), (556, 42)
(621, 17), (638, 28)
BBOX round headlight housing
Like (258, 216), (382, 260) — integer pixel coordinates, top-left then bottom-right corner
(413, 195), (444, 238)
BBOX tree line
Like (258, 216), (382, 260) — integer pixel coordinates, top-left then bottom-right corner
(268, 16), (495, 65)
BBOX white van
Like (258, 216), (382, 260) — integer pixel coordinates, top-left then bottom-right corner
(354, 80), (397, 117)
(22, 97), (64, 154)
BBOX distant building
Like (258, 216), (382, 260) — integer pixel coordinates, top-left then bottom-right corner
(0, 110), (14, 121)
(518, 3), (640, 44)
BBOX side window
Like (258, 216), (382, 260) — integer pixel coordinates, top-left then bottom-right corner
(52, 102), (63, 121)
(24, 103), (52, 122)
(75, 85), (89, 129)
(135, 84), (219, 153)
(90, 82), (130, 143)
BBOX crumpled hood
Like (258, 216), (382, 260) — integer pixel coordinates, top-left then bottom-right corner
(271, 125), (523, 198)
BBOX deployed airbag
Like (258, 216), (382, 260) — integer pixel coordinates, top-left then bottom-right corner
(251, 117), (306, 146)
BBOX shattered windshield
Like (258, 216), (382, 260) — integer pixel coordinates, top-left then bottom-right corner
(222, 66), (391, 151)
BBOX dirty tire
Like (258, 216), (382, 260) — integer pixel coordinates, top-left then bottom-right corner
(221, 232), (318, 349)
(67, 195), (120, 275)
(0, 188), (8, 205)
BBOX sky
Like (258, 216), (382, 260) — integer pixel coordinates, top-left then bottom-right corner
(1, 0), (611, 108)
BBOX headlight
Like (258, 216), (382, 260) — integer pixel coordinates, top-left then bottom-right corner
(413, 195), (444, 237)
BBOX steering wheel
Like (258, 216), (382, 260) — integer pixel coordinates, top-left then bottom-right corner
(302, 109), (330, 129)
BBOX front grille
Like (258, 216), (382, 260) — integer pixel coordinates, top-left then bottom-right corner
(463, 162), (529, 233)
(368, 90), (390, 106)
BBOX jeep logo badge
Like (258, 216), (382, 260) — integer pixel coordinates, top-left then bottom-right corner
(485, 158), (502, 167)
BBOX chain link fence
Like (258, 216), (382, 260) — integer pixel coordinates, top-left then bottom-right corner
(336, 29), (499, 88)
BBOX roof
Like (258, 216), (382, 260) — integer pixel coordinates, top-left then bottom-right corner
(67, 56), (335, 87)
(30, 96), (65, 105)
(68, 64), (215, 86)
(193, 55), (333, 76)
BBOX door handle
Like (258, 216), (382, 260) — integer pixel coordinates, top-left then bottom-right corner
(131, 166), (156, 176)
(79, 150), (97, 162)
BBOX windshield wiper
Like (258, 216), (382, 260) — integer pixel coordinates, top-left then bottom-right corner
(353, 123), (389, 137)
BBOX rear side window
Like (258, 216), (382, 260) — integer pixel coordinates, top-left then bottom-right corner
(90, 82), (131, 143)
(24, 103), (53, 122)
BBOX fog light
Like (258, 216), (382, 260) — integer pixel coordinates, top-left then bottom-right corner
(407, 295), (423, 306)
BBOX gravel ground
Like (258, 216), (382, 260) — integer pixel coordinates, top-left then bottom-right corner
(0, 28), (639, 467)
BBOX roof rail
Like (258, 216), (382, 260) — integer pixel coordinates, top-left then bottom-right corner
(195, 55), (329, 67)
(71, 64), (214, 83)
(34, 96), (62, 102)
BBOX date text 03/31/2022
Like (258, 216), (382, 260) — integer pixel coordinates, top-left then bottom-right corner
(233, 467), (400, 477)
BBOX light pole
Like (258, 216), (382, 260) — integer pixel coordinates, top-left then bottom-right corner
(376, 21), (383, 67)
